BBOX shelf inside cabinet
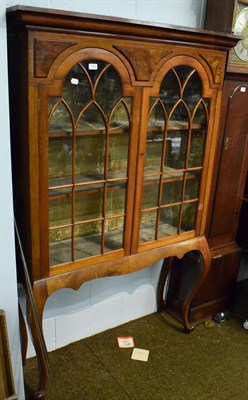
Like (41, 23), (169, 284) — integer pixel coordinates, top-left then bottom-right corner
(48, 120), (203, 137)
(139, 220), (181, 243)
(143, 167), (199, 182)
(148, 120), (202, 131)
(49, 175), (127, 197)
(49, 120), (129, 137)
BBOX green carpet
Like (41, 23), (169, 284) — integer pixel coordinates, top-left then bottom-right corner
(24, 280), (248, 400)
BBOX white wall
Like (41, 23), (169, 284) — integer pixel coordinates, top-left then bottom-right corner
(3, 2), (207, 394)
(6, 0), (207, 27)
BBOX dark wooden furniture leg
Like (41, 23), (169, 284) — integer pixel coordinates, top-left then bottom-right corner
(25, 281), (50, 400)
(158, 237), (211, 332)
(18, 302), (28, 366)
(181, 237), (211, 332)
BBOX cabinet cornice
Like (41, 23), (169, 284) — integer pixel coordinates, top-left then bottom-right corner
(7, 5), (239, 50)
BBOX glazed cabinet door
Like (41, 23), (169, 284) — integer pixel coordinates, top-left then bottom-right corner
(133, 59), (214, 252)
(39, 52), (137, 275)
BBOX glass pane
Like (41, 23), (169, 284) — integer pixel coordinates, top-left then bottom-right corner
(82, 60), (107, 85)
(145, 136), (163, 173)
(108, 126), (129, 179)
(141, 177), (160, 209)
(74, 221), (102, 260)
(104, 217), (124, 252)
(158, 206), (180, 238)
(49, 101), (72, 134)
(181, 202), (198, 232)
(184, 170), (201, 200)
(145, 101), (165, 174)
(106, 182), (126, 216)
(161, 172), (183, 205)
(124, 97), (132, 114)
(95, 66), (122, 118)
(139, 210), (157, 243)
(49, 188), (72, 228)
(62, 64), (92, 119)
(77, 102), (106, 132)
(170, 101), (189, 127)
(164, 131), (188, 170)
(160, 70), (180, 114)
(149, 101), (166, 129)
(110, 102), (130, 132)
(75, 184), (103, 222)
(182, 70), (202, 106)
(49, 137), (72, 186)
(48, 97), (60, 115)
(75, 135), (105, 182)
(188, 128), (206, 168)
(188, 103), (207, 168)
(174, 65), (195, 85)
(49, 227), (72, 266)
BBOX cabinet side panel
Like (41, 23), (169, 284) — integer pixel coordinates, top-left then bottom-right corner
(7, 31), (33, 278)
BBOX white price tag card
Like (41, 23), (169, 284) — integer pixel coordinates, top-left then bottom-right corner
(131, 348), (149, 362)
(117, 336), (135, 348)
(88, 63), (98, 70)
(71, 78), (79, 85)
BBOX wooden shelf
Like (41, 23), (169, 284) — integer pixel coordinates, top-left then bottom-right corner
(49, 121), (129, 137)
(148, 121), (202, 131)
(49, 120), (203, 137)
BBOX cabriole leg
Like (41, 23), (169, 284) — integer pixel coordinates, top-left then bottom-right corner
(181, 237), (211, 332)
(25, 281), (49, 399)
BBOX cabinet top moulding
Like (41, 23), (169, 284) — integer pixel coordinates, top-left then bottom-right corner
(6, 5), (239, 50)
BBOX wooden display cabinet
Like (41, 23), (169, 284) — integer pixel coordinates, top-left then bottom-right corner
(7, 6), (238, 398)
